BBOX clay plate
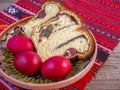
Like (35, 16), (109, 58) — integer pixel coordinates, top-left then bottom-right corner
(0, 17), (97, 90)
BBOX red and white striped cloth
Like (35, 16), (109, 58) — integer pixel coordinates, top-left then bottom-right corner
(0, 0), (120, 90)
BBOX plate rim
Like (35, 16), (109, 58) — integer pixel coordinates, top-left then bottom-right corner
(0, 17), (97, 89)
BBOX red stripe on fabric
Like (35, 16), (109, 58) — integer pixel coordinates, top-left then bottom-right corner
(0, 82), (9, 90)
(76, 0), (120, 18)
(92, 63), (100, 69)
(71, 71), (95, 90)
(69, 0), (120, 29)
(90, 27), (118, 46)
(11, 5), (34, 15)
(86, 22), (120, 41)
(96, 0), (120, 9)
(95, 61), (104, 68)
(91, 30), (117, 50)
(95, 36), (116, 50)
(16, 0), (40, 13)
(94, 62), (102, 69)
(91, 67), (98, 73)
(0, 12), (16, 24)
(91, 30), (118, 48)
(61, 0), (120, 34)
(91, 0), (120, 12)
(32, 0), (46, 4)
(84, 15), (120, 34)
(0, 21), (8, 33)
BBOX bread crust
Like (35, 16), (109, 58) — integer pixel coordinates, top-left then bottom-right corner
(23, 1), (95, 61)
(59, 9), (84, 28)
(32, 0), (62, 20)
(25, 0), (62, 21)
(23, 0), (84, 30)
(22, 0), (62, 37)
(31, 9), (84, 32)
(74, 28), (95, 60)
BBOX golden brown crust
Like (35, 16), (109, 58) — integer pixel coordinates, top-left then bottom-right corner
(24, 1), (62, 24)
(78, 29), (95, 60)
(24, 0), (84, 29)
(59, 9), (84, 28)
(57, 1), (85, 29)
(68, 28), (95, 60)
(24, 1), (95, 61)
(33, 10), (84, 31)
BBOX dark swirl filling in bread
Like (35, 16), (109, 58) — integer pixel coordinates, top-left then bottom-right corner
(38, 13), (79, 41)
(22, 1), (61, 37)
(55, 35), (88, 50)
(31, 10), (94, 62)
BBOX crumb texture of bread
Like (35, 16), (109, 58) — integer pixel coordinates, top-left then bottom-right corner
(23, 1), (95, 62)
(37, 29), (90, 61)
(22, 1), (60, 37)
(31, 12), (94, 61)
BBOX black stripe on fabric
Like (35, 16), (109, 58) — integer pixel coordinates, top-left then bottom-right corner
(69, 85), (79, 90)
(97, 49), (109, 62)
(86, 0), (120, 15)
(86, 23), (120, 42)
(90, 70), (96, 75)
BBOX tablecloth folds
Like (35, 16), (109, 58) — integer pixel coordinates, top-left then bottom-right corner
(0, 0), (120, 90)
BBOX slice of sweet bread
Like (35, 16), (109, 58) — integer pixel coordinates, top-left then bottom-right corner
(22, 1), (62, 37)
(21, 1), (94, 62)
(31, 10), (94, 62)
(32, 27), (95, 62)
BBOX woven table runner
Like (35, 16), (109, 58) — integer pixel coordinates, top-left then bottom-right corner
(0, 0), (120, 90)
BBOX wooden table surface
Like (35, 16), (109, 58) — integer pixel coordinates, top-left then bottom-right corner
(0, 0), (120, 90)
(87, 43), (120, 90)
